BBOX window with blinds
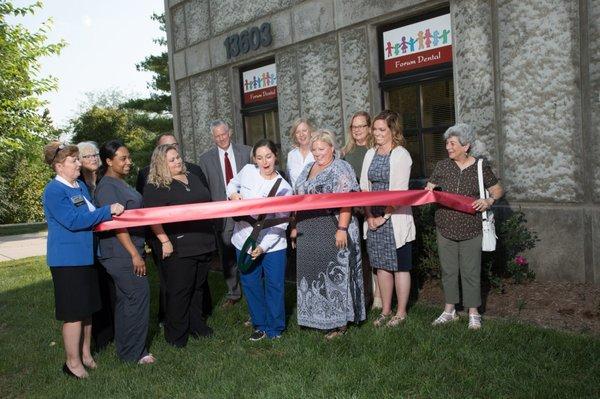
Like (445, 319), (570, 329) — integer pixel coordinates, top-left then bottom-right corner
(386, 77), (454, 180)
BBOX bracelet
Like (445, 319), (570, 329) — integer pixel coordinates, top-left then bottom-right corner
(383, 214), (391, 221)
(337, 226), (348, 232)
(160, 240), (170, 244)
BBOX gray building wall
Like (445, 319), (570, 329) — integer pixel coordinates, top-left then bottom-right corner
(164, 0), (599, 284)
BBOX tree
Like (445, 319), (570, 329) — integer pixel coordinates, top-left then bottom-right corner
(0, 1), (65, 223)
(120, 13), (171, 114)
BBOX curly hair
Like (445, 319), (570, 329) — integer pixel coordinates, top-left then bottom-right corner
(147, 144), (187, 189)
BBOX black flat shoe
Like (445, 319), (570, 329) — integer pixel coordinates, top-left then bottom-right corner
(62, 363), (83, 380)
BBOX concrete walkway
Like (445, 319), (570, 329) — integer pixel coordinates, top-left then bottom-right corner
(0, 231), (47, 261)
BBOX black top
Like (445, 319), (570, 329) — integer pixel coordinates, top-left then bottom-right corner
(95, 175), (146, 259)
(136, 162), (208, 194)
(429, 157), (499, 241)
(142, 173), (216, 258)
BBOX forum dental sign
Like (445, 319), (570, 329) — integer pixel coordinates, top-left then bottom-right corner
(383, 13), (452, 75)
(242, 63), (277, 105)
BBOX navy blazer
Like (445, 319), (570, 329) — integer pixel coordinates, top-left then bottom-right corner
(43, 178), (112, 267)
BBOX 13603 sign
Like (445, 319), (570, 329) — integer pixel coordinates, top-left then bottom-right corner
(224, 22), (272, 59)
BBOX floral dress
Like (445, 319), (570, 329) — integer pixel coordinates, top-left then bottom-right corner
(294, 158), (366, 330)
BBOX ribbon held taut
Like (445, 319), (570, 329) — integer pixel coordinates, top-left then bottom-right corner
(94, 190), (476, 232)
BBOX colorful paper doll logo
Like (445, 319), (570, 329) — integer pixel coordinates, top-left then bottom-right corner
(242, 63), (278, 105)
(382, 13), (452, 75)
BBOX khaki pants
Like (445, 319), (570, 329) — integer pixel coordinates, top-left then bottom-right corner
(436, 231), (482, 309)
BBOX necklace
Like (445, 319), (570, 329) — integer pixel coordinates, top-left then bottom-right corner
(174, 177), (190, 191)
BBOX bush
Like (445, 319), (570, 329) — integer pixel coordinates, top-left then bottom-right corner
(414, 205), (539, 289)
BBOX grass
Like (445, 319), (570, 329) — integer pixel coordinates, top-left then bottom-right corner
(0, 256), (599, 398)
(0, 222), (47, 237)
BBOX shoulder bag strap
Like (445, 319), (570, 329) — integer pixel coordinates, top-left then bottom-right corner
(477, 158), (489, 221)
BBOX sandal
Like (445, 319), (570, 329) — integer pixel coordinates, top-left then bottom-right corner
(324, 326), (347, 340)
(468, 314), (482, 330)
(432, 310), (459, 326)
(138, 354), (156, 365)
(373, 313), (391, 327)
(386, 314), (406, 327)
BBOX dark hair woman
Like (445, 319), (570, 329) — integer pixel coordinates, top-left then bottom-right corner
(142, 144), (216, 347)
(95, 140), (155, 364)
(226, 139), (293, 341)
(42, 141), (124, 379)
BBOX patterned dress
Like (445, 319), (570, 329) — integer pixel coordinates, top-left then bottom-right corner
(366, 153), (398, 271)
(295, 158), (366, 330)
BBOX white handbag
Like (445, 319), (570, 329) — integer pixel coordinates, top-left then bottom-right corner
(477, 158), (497, 251)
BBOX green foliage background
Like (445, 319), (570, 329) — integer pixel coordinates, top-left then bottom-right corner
(0, 1), (65, 223)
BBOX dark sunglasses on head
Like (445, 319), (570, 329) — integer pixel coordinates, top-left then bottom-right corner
(51, 143), (66, 163)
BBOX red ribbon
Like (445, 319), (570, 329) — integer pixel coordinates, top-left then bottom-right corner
(95, 190), (476, 232)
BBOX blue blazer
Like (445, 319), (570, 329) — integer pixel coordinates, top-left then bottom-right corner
(43, 178), (112, 267)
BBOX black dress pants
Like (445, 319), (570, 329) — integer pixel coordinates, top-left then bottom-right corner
(150, 239), (212, 323)
(164, 252), (212, 347)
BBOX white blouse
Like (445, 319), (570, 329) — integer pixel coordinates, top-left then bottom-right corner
(286, 147), (314, 190)
(226, 164), (293, 253)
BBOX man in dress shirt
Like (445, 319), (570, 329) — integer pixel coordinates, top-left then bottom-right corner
(136, 133), (211, 324)
(198, 120), (252, 308)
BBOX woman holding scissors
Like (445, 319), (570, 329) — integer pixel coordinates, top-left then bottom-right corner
(227, 139), (293, 341)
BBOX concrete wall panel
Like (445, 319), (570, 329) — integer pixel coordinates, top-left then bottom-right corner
(298, 34), (344, 144)
(451, 0), (497, 163)
(338, 27), (372, 137)
(173, 50), (187, 81)
(498, 0), (583, 202)
(176, 79), (196, 161)
(186, 41), (211, 76)
(214, 67), (234, 131)
(291, 0), (334, 43)
(210, 0), (299, 35)
(521, 206), (586, 282)
(333, 0), (426, 29)
(190, 72), (217, 158)
(276, 48), (301, 157)
(172, 4), (187, 51)
(185, 0), (211, 45)
(590, 0), (600, 201)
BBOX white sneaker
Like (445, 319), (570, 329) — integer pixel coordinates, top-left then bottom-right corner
(432, 310), (459, 326)
(468, 314), (482, 330)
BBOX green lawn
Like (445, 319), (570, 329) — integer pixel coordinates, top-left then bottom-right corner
(0, 257), (598, 398)
(0, 222), (46, 237)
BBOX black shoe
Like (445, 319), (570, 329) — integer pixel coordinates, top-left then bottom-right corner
(62, 363), (83, 380)
(249, 330), (266, 341)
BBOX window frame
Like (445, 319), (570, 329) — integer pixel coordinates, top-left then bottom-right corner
(377, 7), (454, 186)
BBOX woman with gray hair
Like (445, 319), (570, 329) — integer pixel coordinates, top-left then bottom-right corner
(77, 141), (101, 197)
(425, 123), (503, 330)
(291, 129), (365, 339)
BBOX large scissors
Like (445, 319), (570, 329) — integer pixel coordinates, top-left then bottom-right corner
(233, 177), (292, 272)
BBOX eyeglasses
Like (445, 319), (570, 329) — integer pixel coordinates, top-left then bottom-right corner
(81, 153), (99, 159)
(51, 143), (66, 163)
(351, 124), (369, 130)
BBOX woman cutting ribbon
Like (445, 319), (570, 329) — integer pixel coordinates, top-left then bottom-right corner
(227, 139), (293, 341)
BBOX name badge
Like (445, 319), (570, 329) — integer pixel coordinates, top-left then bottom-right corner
(71, 195), (85, 207)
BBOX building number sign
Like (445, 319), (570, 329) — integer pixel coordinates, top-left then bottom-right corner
(224, 22), (272, 59)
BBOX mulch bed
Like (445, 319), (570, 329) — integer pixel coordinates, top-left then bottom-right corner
(417, 279), (600, 336)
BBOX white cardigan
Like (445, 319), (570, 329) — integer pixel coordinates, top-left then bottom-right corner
(360, 146), (416, 248)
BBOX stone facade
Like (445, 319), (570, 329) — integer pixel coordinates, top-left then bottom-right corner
(164, 0), (598, 284)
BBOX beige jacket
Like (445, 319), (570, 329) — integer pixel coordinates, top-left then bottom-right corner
(360, 146), (416, 248)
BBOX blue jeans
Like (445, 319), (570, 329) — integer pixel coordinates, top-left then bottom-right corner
(237, 248), (286, 338)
